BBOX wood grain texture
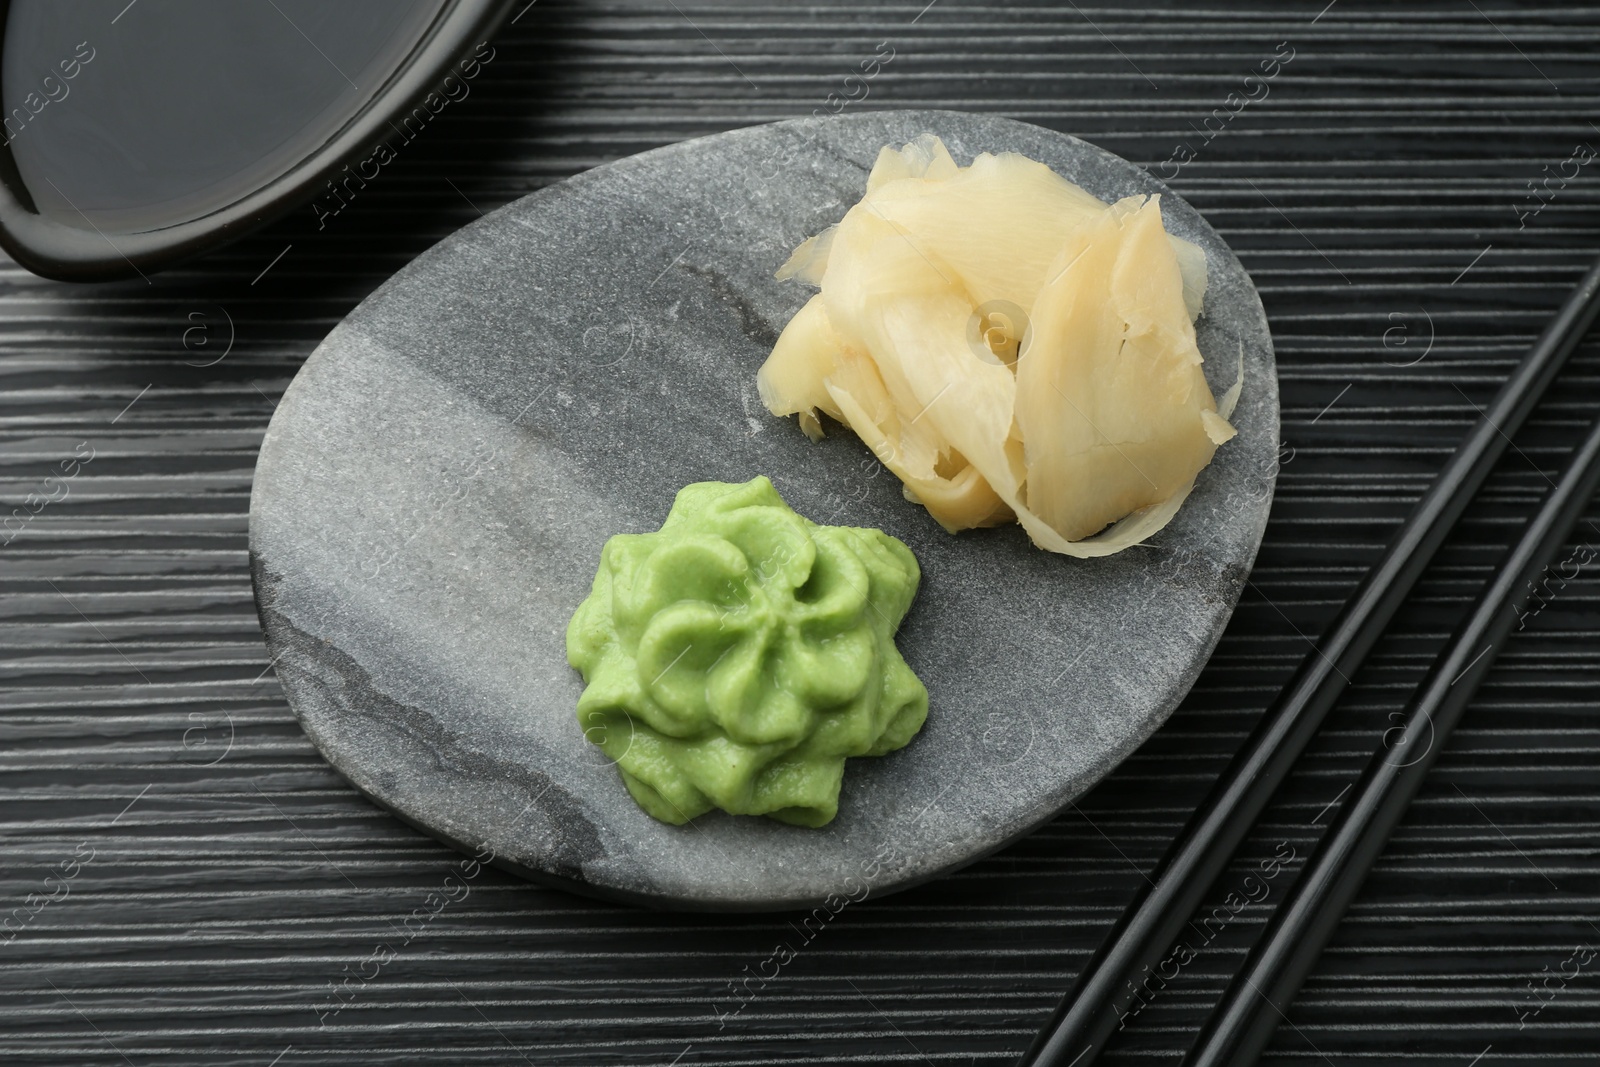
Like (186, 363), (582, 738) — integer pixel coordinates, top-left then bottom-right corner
(2, 1), (1599, 1063)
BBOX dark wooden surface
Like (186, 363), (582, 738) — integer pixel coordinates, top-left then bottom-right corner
(3, 1), (1599, 1063)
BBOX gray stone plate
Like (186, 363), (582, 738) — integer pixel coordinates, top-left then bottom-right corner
(249, 110), (1279, 912)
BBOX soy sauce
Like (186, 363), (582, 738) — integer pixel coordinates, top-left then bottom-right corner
(2, 0), (446, 234)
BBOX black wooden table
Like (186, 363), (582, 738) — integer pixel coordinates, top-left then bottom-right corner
(3, 2), (1598, 1063)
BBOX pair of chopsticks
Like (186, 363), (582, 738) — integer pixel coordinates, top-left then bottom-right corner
(1020, 251), (1600, 1067)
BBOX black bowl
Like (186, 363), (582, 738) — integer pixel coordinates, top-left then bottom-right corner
(0, 0), (513, 281)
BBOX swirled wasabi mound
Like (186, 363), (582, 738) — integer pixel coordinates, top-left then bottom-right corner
(565, 476), (927, 827)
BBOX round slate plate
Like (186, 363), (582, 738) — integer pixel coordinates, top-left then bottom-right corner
(250, 109), (1279, 912)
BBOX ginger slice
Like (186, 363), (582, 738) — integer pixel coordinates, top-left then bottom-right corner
(758, 294), (842, 441)
(1016, 196), (1230, 543)
(863, 150), (1108, 312)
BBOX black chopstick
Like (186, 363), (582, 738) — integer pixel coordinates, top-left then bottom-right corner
(1018, 251), (1600, 1067)
(1181, 393), (1600, 1067)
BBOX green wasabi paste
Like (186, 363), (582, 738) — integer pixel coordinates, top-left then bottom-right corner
(565, 476), (927, 827)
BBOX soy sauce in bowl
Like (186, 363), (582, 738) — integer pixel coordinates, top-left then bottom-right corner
(0, 0), (508, 280)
